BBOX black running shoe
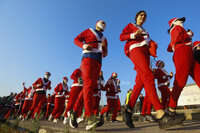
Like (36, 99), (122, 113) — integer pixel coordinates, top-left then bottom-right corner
(157, 113), (186, 129)
(111, 119), (119, 122)
(69, 111), (78, 128)
(97, 115), (104, 127)
(124, 108), (134, 128)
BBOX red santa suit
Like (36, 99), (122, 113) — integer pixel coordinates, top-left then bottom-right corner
(74, 28), (108, 117)
(167, 18), (200, 108)
(51, 82), (69, 119)
(64, 68), (83, 118)
(100, 77), (119, 120)
(93, 76), (105, 115)
(120, 23), (163, 111)
(20, 87), (35, 118)
(154, 62), (172, 109)
(28, 77), (51, 118)
(45, 94), (55, 119)
(141, 95), (152, 116)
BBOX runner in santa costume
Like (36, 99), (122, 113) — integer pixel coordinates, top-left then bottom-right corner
(167, 17), (200, 115)
(100, 72), (119, 122)
(45, 93), (55, 119)
(63, 68), (83, 124)
(19, 85), (35, 121)
(116, 79), (121, 114)
(71, 20), (108, 130)
(154, 60), (173, 109)
(27, 72), (51, 119)
(93, 70), (105, 116)
(120, 10), (185, 129)
(49, 77), (69, 123)
(17, 83), (28, 116)
(140, 94), (154, 122)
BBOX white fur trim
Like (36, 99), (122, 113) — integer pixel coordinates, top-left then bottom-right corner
(71, 83), (83, 87)
(129, 41), (147, 51)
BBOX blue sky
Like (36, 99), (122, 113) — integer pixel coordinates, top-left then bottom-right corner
(0, 0), (200, 105)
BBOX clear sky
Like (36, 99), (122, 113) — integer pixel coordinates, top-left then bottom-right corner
(0, 0), (200, 105)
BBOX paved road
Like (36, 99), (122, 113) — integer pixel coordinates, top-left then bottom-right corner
(38, 120), (200, 133)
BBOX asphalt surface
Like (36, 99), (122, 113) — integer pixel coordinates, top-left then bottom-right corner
(38, 120), (200, 133)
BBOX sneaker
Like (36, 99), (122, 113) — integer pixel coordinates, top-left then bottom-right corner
(145, 114), (155, 122)
(157, 113), (186, 129)
(111, 119), (119, 122)
(63, 117), (69, 124)
(139, 115), (146, 122)
(86, 115), (99, 131)
(77, 117), (84, 124)
(18, 115), (22, 120)
(69, 111), (78, 128)
(124, 107), (134, 128)
(53, 119), (58, 123)
(97, 115), (104, 127)
(48, 114), (53, 121)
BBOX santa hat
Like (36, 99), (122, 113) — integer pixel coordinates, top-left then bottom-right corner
(45, 72), (51, 76)
(168, 17), (185, 28)
(193, 41), (200, 49)
(63, 77), (68, 80)
(96, 20), (106, 31)
(156, 60), (163, 67)
(111, 72), (117, 77)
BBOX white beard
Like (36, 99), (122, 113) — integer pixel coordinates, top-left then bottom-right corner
(173, 20), (183, 27)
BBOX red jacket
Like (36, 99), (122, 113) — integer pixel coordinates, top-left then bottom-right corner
(154, 68), (173, 87)
(74, 28), (108, 56)
(71, 68), (83, 87)
(103, 78), (119, 99)
(120, 23), (149, 57)
(167, 25), (192, 52)
(14, 93), (21, 105)
(20, 87), (28, 100)
(32, 77), (51, 92)
(54, 83), (69, 98)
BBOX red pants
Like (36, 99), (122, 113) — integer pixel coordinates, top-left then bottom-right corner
(29, 93), (46, 117)
(93, 96), (101, 115)
(158, 86), (171, 109)
(80, 57), (101, 117)
(20, 100), (32, 117)
(100, 98), (118, 120)
(117, 96), (121, 111)
(141, 95), (152, 115)
(128, 46), (163, 111)
(169, 46), (200, 108)
(64, 86), (82, 117)
(45, 104), (51, 118)
(73, 90), (84, 118)
(51, 97), (65, 119)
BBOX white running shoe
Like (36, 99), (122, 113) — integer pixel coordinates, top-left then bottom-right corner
(77, 117), (84, 124)
(63, 117), (69, 124)
(53, 119), (58, 123)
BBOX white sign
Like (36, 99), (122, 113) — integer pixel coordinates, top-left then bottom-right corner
(176, 84), (200, 106)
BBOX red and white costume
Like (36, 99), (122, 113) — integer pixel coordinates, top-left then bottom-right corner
(20, 87), (35, 118)
(51, 82), (69, 119)
(167, 18), (200, 108)
(64, 68), (83, 118)
(28, 77), (51, 118)
(154, 62), (172, 109)
(74, 27), (108, 117)
(120, 23), (163, 111)
(100, 76), (119, 120)
(45, 94), (55, 119)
